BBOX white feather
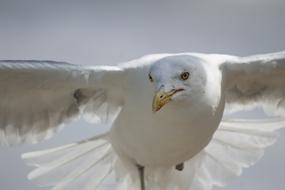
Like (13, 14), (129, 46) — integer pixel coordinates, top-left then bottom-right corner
(0, 61), (124, 145)
(222, 51), (285, 115)
(22, 133), (116, 190)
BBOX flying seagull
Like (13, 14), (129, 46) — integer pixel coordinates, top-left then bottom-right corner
(1, 51), (285, 190)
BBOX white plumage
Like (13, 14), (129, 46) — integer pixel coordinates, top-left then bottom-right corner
(1, 51), (285, 190)
(0, 61), (123, 145)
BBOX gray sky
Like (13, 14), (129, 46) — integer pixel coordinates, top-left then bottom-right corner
(0, 0), (285, 190)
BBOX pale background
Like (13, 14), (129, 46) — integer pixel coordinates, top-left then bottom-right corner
(0, 0), (285, 190)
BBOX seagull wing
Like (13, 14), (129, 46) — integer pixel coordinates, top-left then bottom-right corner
(221, 51), (285, 114)
(0, 61), (124, 145)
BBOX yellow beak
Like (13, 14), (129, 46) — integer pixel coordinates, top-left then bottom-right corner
(152, 89), (178, 112)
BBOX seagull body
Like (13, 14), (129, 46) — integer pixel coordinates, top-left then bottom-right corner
(111, 54), (224, 167)
(1, 52), (285, 190)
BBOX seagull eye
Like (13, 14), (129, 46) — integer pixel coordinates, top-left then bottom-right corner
(149, 74), (154, 82)
(180, 72), (190, 81)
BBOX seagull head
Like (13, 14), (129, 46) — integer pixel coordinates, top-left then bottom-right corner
(149, 55), (207, 112)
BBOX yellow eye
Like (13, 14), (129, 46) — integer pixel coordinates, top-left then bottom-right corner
(149, 74), (154, 82)
(180, 72), (190, 81)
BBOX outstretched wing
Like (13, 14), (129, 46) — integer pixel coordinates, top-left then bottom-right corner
(0, 61), (124, 145)
(221, 51), (285, 115)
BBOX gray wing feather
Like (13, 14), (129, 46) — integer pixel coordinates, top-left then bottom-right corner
(0, 61), (124, 145)
(222, 51), (285, 115)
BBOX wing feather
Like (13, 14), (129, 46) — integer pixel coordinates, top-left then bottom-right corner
(0, 61), (124, 145)
(221, 51), (285, 115)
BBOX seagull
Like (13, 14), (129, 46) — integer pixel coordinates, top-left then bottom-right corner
(1, 51), (285, 190)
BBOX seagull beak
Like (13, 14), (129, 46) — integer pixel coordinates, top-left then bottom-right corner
(152, 89), (184, 112)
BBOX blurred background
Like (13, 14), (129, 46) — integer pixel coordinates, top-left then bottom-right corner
(0, 0), (285, 189)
